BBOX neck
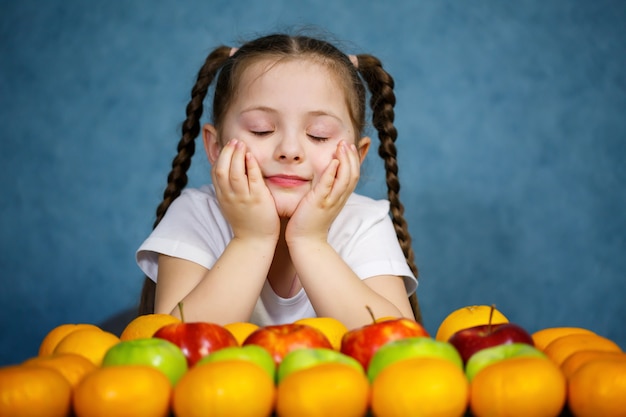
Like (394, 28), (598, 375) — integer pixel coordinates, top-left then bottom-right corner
(267, 221), (299, 297)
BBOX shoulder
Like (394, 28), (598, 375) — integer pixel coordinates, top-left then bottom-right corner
(345, 192), (389, 210)
(329, 193), (416, 289)
(156, 184), (227, 234)
(330, 193), (392, 240)
(167, 184), (218, 212)
(178, 184), (217, 202)
(137, 184), (230, 275)
(338, 193), (391, 221)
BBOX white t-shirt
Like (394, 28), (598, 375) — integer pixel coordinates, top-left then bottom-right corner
(136, 185), (417, 326)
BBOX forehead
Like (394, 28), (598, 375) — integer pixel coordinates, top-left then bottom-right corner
(234, 58), (347, 103)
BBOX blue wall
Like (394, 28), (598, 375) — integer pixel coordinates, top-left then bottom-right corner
(1, 0), (625, 365)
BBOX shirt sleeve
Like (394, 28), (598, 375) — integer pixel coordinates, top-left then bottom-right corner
(135, 186), (232, 281)
(329, 195), (418, 296)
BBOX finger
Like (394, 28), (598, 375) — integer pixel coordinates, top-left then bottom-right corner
(346, 142), (362, 186)
(331, 141), (353, 192)
(316, 158), (340, 200)
(245, 152), (266, 192)
(212, 139), (237, 189)
(348, 143), (361, 175)
(228, 140), (249, 194)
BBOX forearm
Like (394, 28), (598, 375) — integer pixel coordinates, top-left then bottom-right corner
(289, 239), (406, 329)
(156, 237), (276, 324)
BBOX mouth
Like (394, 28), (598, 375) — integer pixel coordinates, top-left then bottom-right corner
(265, 174), (309, 188)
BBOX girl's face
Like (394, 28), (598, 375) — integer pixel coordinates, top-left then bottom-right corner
(204, 59), (370, 217)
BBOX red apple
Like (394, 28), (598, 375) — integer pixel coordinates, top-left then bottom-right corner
(448, 322), (535, 364)
(242, 323), (332, 365)
(340, 316), (430, 370)
(153, 321), (238, 367)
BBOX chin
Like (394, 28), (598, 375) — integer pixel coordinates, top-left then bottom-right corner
(276, 205), (297, 219)
(270, 192), (305, 218)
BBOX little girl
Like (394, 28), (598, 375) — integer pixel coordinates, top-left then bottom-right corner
(136, 33), (422, 329)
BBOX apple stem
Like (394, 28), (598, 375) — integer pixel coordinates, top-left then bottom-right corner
(488, 304), (495, 334)
(177, 302), (185, 323)
(365, 305), (377, 324)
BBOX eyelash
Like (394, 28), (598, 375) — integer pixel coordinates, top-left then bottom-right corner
(250, 131), (329, 142)
(308, 134), (329, 142)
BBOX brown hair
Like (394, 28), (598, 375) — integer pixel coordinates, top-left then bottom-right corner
(138, 33), (422, 323)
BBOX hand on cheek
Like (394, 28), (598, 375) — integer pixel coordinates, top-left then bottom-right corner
(211, 139), (279, 240)
(315, 141), (360, 200)
(287, 141), (361, 242)
(332, 141), (361, 196)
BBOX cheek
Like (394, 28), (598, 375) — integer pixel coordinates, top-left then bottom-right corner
(311, 150), (337, 175)
(235, 139), (266, 161)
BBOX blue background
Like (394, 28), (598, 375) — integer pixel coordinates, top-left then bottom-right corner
(1, 0), (625, 365)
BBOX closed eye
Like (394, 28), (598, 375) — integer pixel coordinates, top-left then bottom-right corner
(308, 134), (329, 142)
(251, 131), (273, 136)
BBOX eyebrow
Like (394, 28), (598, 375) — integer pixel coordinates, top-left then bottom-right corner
(240, 106), (343, 122)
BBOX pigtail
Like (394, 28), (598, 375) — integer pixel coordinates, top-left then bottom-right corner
(138, 45), (232, 315)
(355, 54), (423, 323)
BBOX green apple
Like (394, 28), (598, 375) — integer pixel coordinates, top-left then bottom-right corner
(277, 347), (364, 383)
(102, 337), (188, 385)
(196, 344), (276, 380)
(465, 342), (547, 381)
(367, 336), (463, 382)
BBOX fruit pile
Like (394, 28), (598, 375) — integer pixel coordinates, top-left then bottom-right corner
(1, 305), (625, 417)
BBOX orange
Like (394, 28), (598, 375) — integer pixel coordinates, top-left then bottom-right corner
(470, 357), (566, 417)
(53, 327), (120, 366)
(542, 333), (622, 366)
(276, 362), (369, 417)
(73, 365), (171, 417)
(294, 317), (349, 350)
(173, 359), (275, 417)
(531, 326), (596, 351)
(435, 305), (508, 342)
(38, 323), (101, 356)
(561, 350), (626, 379)
(120, 313), (181, 341)
(371, 357), (469, 417)
(0, 365), (72, 417)
(23, 352), (97, 388)
(567, 357), (626, 417)
(223, 321), (260, 345)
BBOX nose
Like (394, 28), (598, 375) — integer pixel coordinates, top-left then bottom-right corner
(274, 133), (304, 162)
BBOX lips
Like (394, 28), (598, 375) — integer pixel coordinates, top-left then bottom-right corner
(266, 174), (308, 188)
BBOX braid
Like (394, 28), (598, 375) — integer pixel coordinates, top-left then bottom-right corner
(138, 45), (232, 315)
(356, 54), (422, 323)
